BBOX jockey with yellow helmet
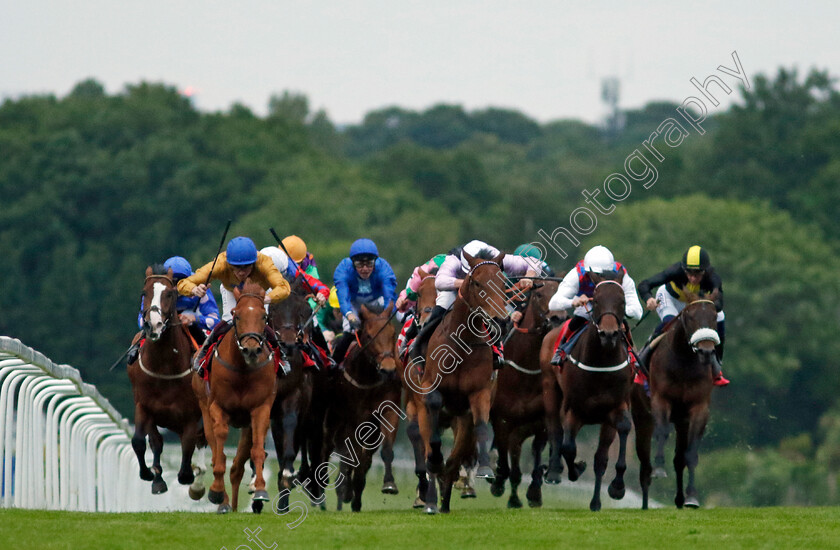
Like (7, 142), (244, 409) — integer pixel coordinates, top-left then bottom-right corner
(636, 245), (729, 386)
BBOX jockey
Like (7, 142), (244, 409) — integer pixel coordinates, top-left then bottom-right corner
(395, 253), (447, 357)
(315, 286), (343, 349)
(127, 256), (221, 365)
(548, 245), (643, 365)
(409, 240), (542, 368)
(177, 236), (291, 370)
(514, 243), (556, 278)
(331, 238), (398, 364)
(282, 234), (318, 277)
(259, 246), (329, 305)
(636, 245), (729, 386)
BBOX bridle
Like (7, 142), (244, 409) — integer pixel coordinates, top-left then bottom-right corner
(141, 274), (179, 336)
(458, 260), (504, 314)
(679, 299), (720, 352)
(588, 280), (625, 336)
(231, 293), (269, 356)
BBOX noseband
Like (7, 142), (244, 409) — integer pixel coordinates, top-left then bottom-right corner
(680, 299), (720, 352)
(233, 293), (268, 355)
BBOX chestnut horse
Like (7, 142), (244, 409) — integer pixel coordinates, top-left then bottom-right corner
(191, 280), (277, 513)
(416, 250), (509, 514)
(542, 275), (633, 511)
(267, 276), (314, 508)
(128, 265), (202, 495)
(323, 303), (403, 512)
(631, 292), (721, 509)
(490, 279), (559, 508)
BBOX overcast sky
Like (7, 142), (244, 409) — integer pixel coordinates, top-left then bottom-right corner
(2, 1), (836, 125)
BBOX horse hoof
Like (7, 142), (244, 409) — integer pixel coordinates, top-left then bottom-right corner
(653, 467), (668, 478)
(252, 499), (264, 514)
(151, 479), (168, 495)
(381, 482), (399, 495)
(527, 497), (543, 508)
(545, 470), (562, 485)
(139, 469), (154, 482)
(178, 470), (195, 485)
(424, 505), (438, 515)
(217, 503), (232, 514)
(253, 490), (270, 502)
(454, 477), (468, 490)
(413, 497), (426, 509)
(590, 499), (602, 512)
(608, 481), (626, 500)
(507, 495), (523, 509)
(208, 490), (225, 505)
(476, 466), (494, 479)
(490, 482), (505, 497)
(526, 485), (542, 507)
(188, 483), (206, 501)
(440, 506), (450, 514)
(460, 487), (476, 499)
(684, 496), (700, 508)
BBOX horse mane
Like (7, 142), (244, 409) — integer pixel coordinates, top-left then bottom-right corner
(685, 288), (719, 304)
(361, 301), (387, 315)
(474, 248), (497, 261)
(241, 280), (265, 296)
(150, 263), (168, 276)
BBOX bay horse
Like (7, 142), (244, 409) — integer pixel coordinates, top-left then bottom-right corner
(542, 275), (633, 511)
(490, 279), (559, 508)
(128, 265), (202, 495)
(267, 276), (314, 509)
(323, 303), (403, 512)
(416, 249), (509, 514)
(631, 292), (721, 509)
(191, 280), (277, 513)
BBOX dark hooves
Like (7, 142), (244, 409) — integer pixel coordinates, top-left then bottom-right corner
(381, 482), (399, 495)
(413, 496), (426, 509)
(188, 484), (206, 501)
(460, 487), (476, 499)
(178, 471), (195, 485)
(589, 499), (602, 512)
(139, 469), (154, 482)
(252, 499), (264, 514)
(208, 489), (225, 505)
(545, 470), (562, 485)
(151, 479), (168, 495)
(507, 495), (523, 509)
(608, 481), (626, 500)
(217, 503), (232, 514)
(526, 485), (543, 507)
(490, 482), (505, 497)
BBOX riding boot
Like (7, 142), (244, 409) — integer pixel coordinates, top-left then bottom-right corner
(550, 315), (586, 366)
(126, 342), (141, 365)
(193, 321), (227, 372)
(331, 331), (355, 366)
(712, 320), (729, 386)
(398, 318), (420, 357)
(408, 306), (447, 362)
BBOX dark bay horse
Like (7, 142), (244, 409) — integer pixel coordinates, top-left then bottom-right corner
(267, 276), (314, 508)
(490, 279), (558, 508)
(191, 280), (277, 513)
(128, 265), (202, 495)
(632, 293), (721, 509)
(543, 276), (634, 511)
(416, 250), (509, 514)
(323, 303), (403, 512)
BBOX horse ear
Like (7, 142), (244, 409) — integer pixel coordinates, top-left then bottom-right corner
(493, 252), (505, 267)
(418, 267), (430, 279)
(233, 286), (242, 300)
(145, 266), (153, 277)
(462, 250), (476, 266)
(166, 267), (174, 280)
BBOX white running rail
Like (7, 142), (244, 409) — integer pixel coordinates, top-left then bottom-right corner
(0, 336), (204, 512)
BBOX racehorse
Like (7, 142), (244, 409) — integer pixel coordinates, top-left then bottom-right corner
(631, 292), (721, 509)
(323, 303), (402, 512)
(128, 265), (203, 495)
(267, 276), (314, 509)
(490, 279), (559, 508)
(416, 249), (509, 514)
(543, 275), (634, 511)
(191, 280), (277, 513)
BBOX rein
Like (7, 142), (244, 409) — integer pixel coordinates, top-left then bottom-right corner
(342, 368), (385, 390)
(567, 279), (629, 373)
(138, 353), (192, 379)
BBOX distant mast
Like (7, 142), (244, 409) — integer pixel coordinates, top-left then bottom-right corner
(601, 76), (625, 140)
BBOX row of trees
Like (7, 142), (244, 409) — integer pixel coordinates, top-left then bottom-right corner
(1, 69), (839, 504)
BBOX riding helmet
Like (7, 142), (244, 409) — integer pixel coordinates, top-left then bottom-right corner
(163, 256), (192, 279)
(349, 238), (379, 260)
(682, 245), (710, 270)
(226, 236), (258, 266)
(583, 245), (615, 274)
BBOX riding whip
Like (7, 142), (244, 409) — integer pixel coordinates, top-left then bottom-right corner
(204, 219), (232, 287)
(269, 227), (317, 295)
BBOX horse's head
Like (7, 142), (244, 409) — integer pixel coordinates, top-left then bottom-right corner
(358, 303), (397, 373)
(461, 249), (508, 321)
(680, 290), (721, 366)
(142, 265), (178, 342)
(232, 280), (269, 366)
(590, 272), (626, 349)
(524, 280), (560, 331)
(415, 268), (438, 327)
(269, 276), (310, 346)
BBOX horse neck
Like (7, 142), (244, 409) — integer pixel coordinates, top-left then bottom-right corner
(444, 297), (488, 346)
(345, 336), (380, 382)
(142, 323), (190, 371)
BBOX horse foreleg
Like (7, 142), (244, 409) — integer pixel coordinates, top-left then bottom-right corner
(590, 423), (617, 512)
(249, 402), (273, 511)
(673, 416), (689, 508)
(507, 429), (524, 509)
(379, 402), (400, 495)
(208, 402), (231, 512)
(526, 427), (547, 507)
(560, 411), (586, 482)
(230, 426), (252, 512)
(419, 390), (443, 514)
(490, 417), (510, 498)
(131, 405), (153, 482)
(542, 374), (564, 484)
(651, 395), (671, 479)
(684, 405), (710, 508)
(177, 421), (198, 485)
(281, 395), (300, 484)
(608, 409), (632, 502)
(406, 408), (428, 508)
(631, 387), (654, 510)
(148, 424), (168, 494)
(352, 450), (373, 512)
(469, 388), (494, 478)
